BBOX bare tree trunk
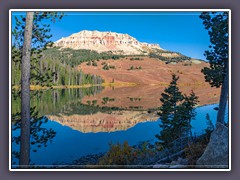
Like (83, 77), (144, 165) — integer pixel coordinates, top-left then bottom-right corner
(53, 90), (56, 108)
(75, 73), (77, 85)
(20, 12), (34, 166)
(217, 64), (229, 124)
(79, 72), (82, 85)
(53, 63), (55, 84)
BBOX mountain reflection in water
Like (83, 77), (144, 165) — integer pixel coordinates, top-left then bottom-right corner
(42, 84), (219, 133)
(11, 85), (221, 166)
(48, 111), (158, 133)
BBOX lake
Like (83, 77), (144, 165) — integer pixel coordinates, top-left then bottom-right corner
(11, 85), (225, 166)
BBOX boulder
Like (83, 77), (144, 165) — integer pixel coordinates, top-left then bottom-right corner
(153, 157), (189, 169)
(196, 122), (229, 168)
(177, 157), (188, 165)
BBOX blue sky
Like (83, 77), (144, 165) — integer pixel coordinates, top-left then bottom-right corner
(12, 11), (211, 60)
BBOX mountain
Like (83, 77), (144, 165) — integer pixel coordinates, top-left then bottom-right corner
(54, 30), (164, 55)
(48, 111), (158, 133)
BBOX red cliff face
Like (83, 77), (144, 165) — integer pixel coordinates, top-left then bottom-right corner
(54, 30), (163, 55)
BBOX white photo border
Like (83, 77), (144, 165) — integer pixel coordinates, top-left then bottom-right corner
(9, 9), (231, 172)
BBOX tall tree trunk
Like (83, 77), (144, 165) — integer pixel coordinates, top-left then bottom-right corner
(53, 63), (55, 84)
(75, 73), (77, 85)
(79, 72), (82, 85)
(53, 90), (56, 108)
(217, 64), (229, 124)
(20, 12), (34, 166)
(68, 66), (71, 86)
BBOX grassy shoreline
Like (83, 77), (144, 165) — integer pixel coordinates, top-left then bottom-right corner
(11, 81), (210, 91)
(12, 82), (138, 91)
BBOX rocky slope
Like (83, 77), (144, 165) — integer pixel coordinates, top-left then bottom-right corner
(54, 30), (165, 55)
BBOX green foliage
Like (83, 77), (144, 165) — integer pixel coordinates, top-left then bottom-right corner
(43, 48), (125, 67)
(128, 97), (141, 102)
(97, 141), (158, 167)
(11, 12), (65, 165)
(112, 55), (121, 60)
(102, 64), (109, 70)
(129, 57), (143, 61)
(64, 101), (123, 116)
(128, 66), (142, 70)
(200, 12), (229, 88)
(11, 104), (57, 165)
(149, 49), (191, 63)
(92, 61), (98, 66)
(12, 12), (65, 88)
(129, 106), (143, 110)
(101, 97), (115, 105)
(11, 86), (106, 117)
(101, 63), (115, 70)
(109, 65), (115, 69)
(156, 74), (199, 147)
(12, 85), (106, 164)
(12, 56), (104, 87)
(97, 142), (137, 166)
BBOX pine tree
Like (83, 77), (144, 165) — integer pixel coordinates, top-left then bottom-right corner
(178, 91), (199, 137)
(19, 12), (34, 166)
(205, 113), (214, 134)
(12, 11), (64, 166)
(200, 12), (229, 124)
(156, 74), (199, 147)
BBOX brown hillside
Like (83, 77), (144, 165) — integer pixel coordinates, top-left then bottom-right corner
(78, 57), (220, 108)
(78, 57), (209, 85)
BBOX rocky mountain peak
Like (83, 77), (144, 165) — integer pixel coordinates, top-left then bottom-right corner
(54, 30), (163, 55)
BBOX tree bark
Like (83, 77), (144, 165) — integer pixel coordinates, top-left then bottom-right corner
(20, 12), (34, 166)
(217, 63), (229, 124)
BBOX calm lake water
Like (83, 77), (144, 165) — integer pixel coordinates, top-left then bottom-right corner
(11, 86), (227, 166)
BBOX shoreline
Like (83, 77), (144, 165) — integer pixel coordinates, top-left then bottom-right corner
(11, 81), (213, 91)
(11, 82), (138, 91)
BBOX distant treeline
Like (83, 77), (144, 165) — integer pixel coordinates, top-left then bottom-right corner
(12, 47), (192, 88)
(12, 48), (104, 87)
(43, 47), (191, 67)
(43, 47), (125, 67)
(149, 49), (191, 63)
(12, 86), (105, 116)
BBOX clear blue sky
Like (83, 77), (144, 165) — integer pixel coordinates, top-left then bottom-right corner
(12, 11), (211, 60)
